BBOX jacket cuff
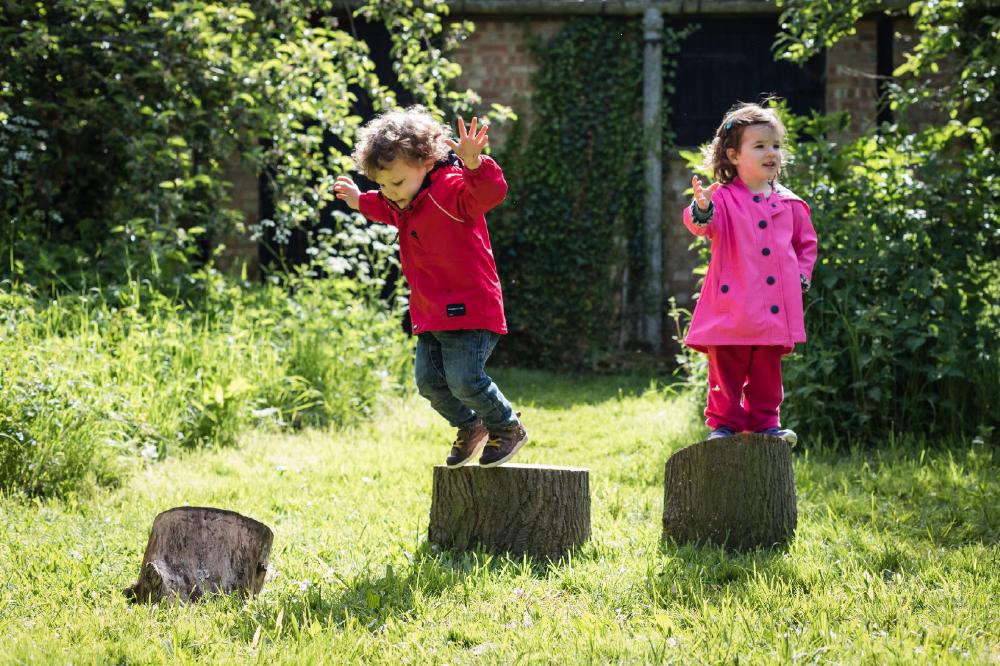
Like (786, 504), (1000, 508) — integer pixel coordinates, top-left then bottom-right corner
(358, 190), (392, 223)
(462, 155), (498, 177)
(690, 199), (714, 225)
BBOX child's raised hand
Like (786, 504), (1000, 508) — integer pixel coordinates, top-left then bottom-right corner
(445, 117), (489, 170)
(334, 175), (360, 210)
(692, 175), (720, 211)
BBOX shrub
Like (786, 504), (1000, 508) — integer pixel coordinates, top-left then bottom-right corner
(778, 113), (999, 441)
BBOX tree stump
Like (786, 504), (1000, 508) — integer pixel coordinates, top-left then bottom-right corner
(429, 464), (590, 559)
(123, 507), (273, 603)
(662, 434), (796, 550)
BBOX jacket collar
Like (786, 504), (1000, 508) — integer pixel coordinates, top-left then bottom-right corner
(383, 150), (461, 213)
(731, 176), (802, 204)
(732, 176), (772, 199)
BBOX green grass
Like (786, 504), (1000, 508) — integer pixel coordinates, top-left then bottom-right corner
(0, 278), (412, 498)
(1, 368), (997, 664)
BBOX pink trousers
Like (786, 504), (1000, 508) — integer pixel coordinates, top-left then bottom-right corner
(705, 345), (785, 431)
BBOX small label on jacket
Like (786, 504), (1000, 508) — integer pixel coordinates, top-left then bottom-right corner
(446, 303), (466, 317)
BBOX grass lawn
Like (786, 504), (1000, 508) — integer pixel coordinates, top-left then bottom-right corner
(1, 368), (997, 664)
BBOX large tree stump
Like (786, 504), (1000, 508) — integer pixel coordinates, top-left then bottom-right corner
(662, 434), (796, 550)
(429, 464), (590, 559)
(123, 507), (273, 603)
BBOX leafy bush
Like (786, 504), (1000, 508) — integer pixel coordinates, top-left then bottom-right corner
(0, 1), (392, 287)
(777, 113), (999, 441)
(0, 0), (512, 289)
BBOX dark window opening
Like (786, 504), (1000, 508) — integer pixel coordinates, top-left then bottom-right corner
(668, 17), (826, 146)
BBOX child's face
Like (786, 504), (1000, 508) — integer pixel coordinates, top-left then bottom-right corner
(727, 123), (783, 185)
(374, 157), (434, 209)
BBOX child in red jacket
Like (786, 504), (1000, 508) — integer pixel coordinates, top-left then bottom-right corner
(334, 106), (527, 468)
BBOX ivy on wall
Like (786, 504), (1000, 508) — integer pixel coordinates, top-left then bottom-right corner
(490, 17), (690, 367)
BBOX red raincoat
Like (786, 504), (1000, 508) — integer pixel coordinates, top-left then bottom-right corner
(358, 155), (508, 335)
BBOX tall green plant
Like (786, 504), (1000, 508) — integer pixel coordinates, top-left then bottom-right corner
(0, 276), (412, 498)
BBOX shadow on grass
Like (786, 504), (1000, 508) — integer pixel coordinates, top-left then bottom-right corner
(491, 367), (680, 411)
(648, 539), (796, 607)
(244, 541), (591, 635)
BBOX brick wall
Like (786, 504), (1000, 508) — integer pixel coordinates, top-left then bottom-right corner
(825, 19), (880, 139)
(218, 154), (260, 279)
(451, 17), (563, 149)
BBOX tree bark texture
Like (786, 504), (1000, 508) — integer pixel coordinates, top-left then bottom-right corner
(123, 506), (273, 603)
(662, 434), (797, 550)
(429, 464), (590, 559)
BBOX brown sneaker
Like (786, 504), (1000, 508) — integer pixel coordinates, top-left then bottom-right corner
(446, 419), (489, 468)
(479, 418), (528, 468)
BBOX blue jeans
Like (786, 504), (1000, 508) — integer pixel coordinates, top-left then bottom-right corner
(414, 329), (517, 430)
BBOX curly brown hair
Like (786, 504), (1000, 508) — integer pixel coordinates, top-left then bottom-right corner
(352, 105), (453, 179)
(701, 101), (787, 184)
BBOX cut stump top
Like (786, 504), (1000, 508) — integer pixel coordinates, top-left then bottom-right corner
(433, 463), (589, 473)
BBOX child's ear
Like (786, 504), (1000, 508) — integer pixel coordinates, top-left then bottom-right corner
(423, 157), (435, 170)
(725, 147), (738, 165)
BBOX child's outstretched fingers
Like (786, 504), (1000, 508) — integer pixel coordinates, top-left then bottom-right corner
(445, 117), (486, 168)
(334, 175), (360, 210)
(692, 175), (720, 211)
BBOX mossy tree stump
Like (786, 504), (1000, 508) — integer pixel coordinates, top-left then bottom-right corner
(124, 507), (273, 603)
(429, 464), (590, 559)
(662, 434), (797, 550)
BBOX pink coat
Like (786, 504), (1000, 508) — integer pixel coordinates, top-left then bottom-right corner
(682, 178), (818, 353)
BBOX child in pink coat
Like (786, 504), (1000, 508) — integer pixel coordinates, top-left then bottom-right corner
(683, 102), (818, 444)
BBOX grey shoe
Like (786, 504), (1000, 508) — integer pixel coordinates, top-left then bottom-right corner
(479, 419), (528, 468)
(755, 427), (797, 446)
(446, 419), (489, 468)
(707, 426), (737, 440)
